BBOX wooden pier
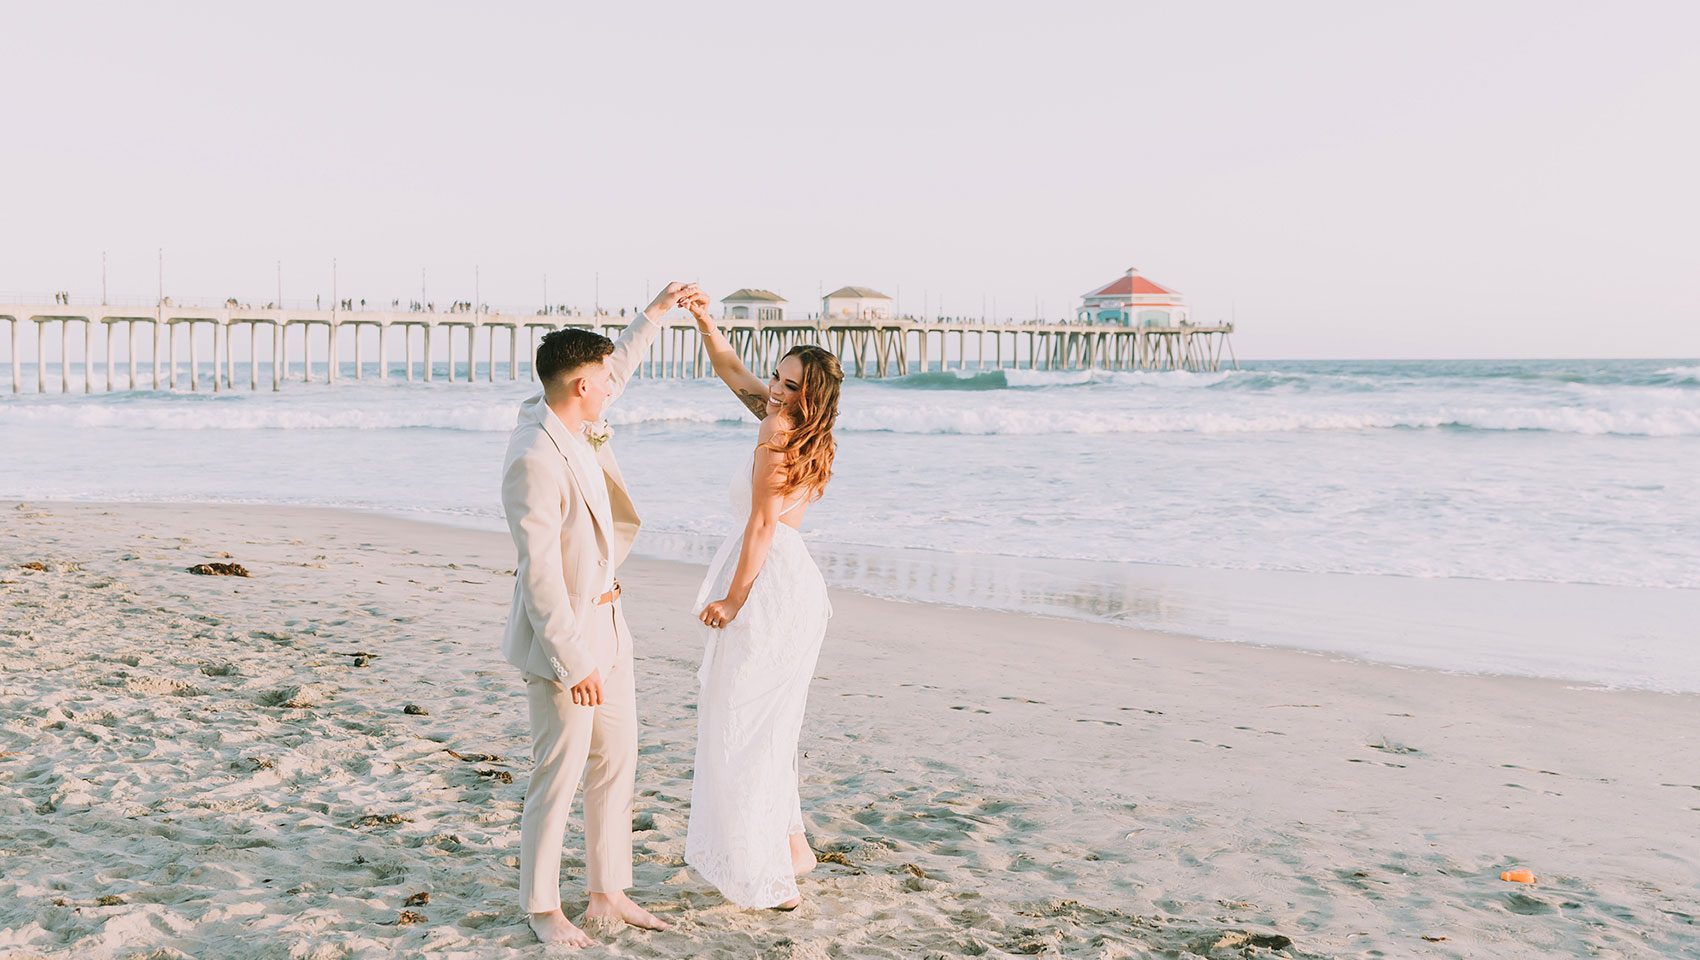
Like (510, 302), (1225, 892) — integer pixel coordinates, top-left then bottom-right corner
(0, 300), (1236, 393)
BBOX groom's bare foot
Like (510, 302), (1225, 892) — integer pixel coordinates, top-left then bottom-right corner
(529, 909), (594, 947)
(585, 891), (671, 931)
(790, 834), (817, 877)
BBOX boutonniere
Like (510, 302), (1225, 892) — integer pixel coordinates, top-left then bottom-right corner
(584, 419), (613, 449)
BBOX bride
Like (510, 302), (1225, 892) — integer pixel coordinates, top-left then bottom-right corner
(681, 292), (844, 910)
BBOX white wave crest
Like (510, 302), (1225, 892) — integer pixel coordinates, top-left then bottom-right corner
(4, 380), (1698, 438)
(0, 398), (741, 432)
(839, 403), (1700, 436)
(1000, 368), (1093, 387)
(996, 367), (1241, 388)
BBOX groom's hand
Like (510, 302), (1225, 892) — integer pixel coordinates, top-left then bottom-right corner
(570, 669), (603, 707)
(644, 282), (699, 322)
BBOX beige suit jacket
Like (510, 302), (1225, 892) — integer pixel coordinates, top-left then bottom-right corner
(499, 315), (659, 686)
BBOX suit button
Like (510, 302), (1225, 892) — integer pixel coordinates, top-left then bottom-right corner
(598, 559), (608, 567)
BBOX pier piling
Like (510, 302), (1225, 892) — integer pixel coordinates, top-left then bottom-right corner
(1, 301), (1236, 395)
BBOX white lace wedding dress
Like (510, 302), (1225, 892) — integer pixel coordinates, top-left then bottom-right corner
(684, 452), (832, 908)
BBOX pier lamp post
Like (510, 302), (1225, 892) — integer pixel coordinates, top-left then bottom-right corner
(329, 259), (338, 385)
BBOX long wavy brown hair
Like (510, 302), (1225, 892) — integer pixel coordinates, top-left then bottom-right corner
(763, 345), (844, 501)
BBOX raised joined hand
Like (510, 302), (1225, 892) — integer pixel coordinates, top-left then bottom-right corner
(645, 282), (700, 321)
(685, 292), (716, 331)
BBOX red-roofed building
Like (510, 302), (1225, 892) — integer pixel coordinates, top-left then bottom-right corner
(1077, 267), (1188, 327)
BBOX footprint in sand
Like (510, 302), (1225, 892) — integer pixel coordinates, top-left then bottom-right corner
(1074, 718), (1123, 726)
(1367, 740), (1421, 756)
(1504, 892), (1555, 915)
(950, 706), (992, 714)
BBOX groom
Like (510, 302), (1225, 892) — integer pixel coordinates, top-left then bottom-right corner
(499, 281), (696, 946)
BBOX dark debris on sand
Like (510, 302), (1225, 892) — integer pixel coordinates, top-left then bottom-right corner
(188, 562), (251, 577)
(444, 750), (501, 763)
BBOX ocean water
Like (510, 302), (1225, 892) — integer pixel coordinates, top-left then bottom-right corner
(4, 357), (1698, 691)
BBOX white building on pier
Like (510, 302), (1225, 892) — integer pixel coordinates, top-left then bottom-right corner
(720, 288), (787, 322)
(823, 286), (892, 322)
(1077, 267), (1188, 327)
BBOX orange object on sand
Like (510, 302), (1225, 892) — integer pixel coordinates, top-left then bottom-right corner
(1500, 869), (1536, 884)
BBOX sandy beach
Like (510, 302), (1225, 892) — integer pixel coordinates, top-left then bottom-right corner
(1, 499), (1696, 959)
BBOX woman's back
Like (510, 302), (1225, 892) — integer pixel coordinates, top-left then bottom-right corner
(728, 447), (811, 530)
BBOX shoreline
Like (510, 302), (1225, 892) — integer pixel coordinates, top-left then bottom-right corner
(2, 499), (1698, 957)
(10, 495), (1700, 695)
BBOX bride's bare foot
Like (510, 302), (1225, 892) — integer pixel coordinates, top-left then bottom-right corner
(585, 891), (671, 931)
(790, 833), (817, 877)
(529, 909), (594, 947)
(774, 896), (802, 911)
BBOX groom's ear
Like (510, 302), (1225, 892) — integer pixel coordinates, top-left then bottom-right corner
(558, 369), (590, 399)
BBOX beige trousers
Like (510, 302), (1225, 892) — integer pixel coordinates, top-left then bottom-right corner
(519, 604), (637, 913)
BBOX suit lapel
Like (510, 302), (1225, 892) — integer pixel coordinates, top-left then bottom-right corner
(595, 441), (642, 566)
(597, 443), (638, 525)
(535, 400), (614, 538)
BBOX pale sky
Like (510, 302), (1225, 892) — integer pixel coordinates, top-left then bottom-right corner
(3, 1), (1697, 358)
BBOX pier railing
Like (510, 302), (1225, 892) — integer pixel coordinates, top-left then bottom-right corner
(0, 302), (1236, 394)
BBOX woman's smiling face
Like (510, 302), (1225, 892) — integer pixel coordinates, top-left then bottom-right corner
(768, 355), (805, 415)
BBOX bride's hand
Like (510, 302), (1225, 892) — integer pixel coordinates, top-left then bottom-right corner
(685, 293), (716, 330)
(699, 597), (742, 629)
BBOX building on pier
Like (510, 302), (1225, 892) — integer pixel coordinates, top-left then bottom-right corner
(3, 285), (1235, 395)
(720, 288), (787, 322)
(1077, 267), (1188, 327)
(823, 286), (892, 322)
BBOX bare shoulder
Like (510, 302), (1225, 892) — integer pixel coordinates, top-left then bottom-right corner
(759, 413), (796, 442)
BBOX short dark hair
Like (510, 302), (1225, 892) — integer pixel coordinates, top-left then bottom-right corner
(536, 328), (614, 384)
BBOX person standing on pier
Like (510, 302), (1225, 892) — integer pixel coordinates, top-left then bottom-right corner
(499, 280), (698, 947)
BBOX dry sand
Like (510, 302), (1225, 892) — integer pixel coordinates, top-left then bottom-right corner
(1, 500), (1696, 959)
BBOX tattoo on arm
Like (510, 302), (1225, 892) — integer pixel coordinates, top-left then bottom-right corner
(735, 390), (769, 420)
